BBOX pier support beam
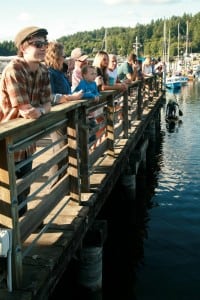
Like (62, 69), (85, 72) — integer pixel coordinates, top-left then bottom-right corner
(76, 220), (107, 292)
(120, 138), (149, 197)
(145, 111), (161, 143)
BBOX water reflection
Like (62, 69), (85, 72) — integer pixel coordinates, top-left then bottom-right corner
(166, 118), (183, 133)
(100, 111), (164, 300)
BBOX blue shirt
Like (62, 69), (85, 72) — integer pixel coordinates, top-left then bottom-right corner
(49, 67), (71, 95)
(117, 61), (134, 81)
(73, 79), (100, 99)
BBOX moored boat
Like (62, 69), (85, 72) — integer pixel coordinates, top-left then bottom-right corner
(165, 76), (182, 89)
(178, 75), (188, 85)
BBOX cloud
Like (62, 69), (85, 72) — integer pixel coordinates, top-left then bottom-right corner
(16, 12), (32, 22)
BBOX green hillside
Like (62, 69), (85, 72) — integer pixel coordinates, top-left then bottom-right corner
(0, 12), (200, 61)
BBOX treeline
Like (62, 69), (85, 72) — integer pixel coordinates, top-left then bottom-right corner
(1, 12), (200, 59)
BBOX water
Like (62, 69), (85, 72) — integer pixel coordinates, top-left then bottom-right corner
(133, 82), (200, 300)
(102, 81), (200, 300)
(50, 81), (200, 300)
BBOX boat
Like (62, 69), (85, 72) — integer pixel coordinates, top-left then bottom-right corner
(178, 75), (188, 85)
(172, 74), (188, 85)
(165, 76), (182, 89)
(165, 22), (190, 88)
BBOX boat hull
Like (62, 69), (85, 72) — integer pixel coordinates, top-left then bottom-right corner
(165, 76), (182, 89)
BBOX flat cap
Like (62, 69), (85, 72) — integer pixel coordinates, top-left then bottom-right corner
(15, 26), (48, 48)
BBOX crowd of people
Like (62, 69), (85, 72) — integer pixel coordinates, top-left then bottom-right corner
(0, 25), (165, 217)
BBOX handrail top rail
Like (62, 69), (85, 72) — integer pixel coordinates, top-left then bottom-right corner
(0, 77), (153, 139)
(0, 100), (86, 139)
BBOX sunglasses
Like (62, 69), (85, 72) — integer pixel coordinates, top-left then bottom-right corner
(28, 41), (48, 48)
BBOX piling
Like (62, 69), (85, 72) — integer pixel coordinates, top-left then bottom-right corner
(76, 220), (107, 292)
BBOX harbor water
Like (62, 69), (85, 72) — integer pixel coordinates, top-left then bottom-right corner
(50, 81), (200, 300)
(103, 81), (200, 300)
(133, 81), (200, 300)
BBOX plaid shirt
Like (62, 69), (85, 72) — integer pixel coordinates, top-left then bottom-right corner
(0, 57), (52, 162)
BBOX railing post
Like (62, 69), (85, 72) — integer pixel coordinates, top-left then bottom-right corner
(0, 138), (23, 289)
(106, 94), (115, 157)
(137, 81), (143, 120)
(67, 108), (82, 202)
(122, 90), (129, 138)
(79, 105), (90, 192)
(128, 83), (140, 125)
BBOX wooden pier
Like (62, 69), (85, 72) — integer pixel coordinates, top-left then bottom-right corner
(0, 76), (165, 299)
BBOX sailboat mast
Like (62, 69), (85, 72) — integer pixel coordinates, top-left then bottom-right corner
(101, 28), (107, 51)
(104, 28), (107, 52)
(163, 20), (167, 85)
(178, 23), (180, 61)
(168, 29), (170, 65)
(185, 21), (189, 57)
(163, 20), (167, 64)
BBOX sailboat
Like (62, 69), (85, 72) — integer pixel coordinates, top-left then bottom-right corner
(101, 28), (107, 51)
(182, 20), (194, 81)
(164, 25), (181, 89)
(165, 22), (189, 88)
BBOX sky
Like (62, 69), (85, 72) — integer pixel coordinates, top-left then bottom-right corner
(0, 0), (200, 42)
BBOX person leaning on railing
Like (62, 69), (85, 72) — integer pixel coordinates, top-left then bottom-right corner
(93, 50), (128, 92)
(0, 26), (52, 217)
(117, 51), (138, 83)
(107, 53), (128, 91)
(71, 47), (89, 92)
(142, 55), (154, 77)
(44, 41), (83, 187)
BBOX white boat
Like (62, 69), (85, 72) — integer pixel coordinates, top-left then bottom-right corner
(177, 75), (188, 85)
(165, 76), (182, 89)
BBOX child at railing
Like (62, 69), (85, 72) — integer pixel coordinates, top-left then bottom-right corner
(73, 65), (101, 143)
(73, 65), (100, 101)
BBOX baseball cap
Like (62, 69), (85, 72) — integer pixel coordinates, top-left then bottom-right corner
(71, 47), (88, 61)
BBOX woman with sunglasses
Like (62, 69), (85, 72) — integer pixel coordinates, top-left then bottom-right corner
(0, 26), (52, 217)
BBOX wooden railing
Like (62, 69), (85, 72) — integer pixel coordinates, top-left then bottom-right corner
(0, 75), (163, 288)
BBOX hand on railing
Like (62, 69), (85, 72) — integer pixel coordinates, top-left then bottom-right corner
(19, 104), (42, 119)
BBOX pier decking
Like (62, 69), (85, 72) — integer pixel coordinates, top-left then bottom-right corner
(0, 76), (165, 299)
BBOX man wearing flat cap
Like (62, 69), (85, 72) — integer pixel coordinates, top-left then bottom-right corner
(0, 26), (52, 217)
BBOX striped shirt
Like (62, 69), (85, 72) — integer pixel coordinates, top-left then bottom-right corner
(0, 57), (51, 161)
